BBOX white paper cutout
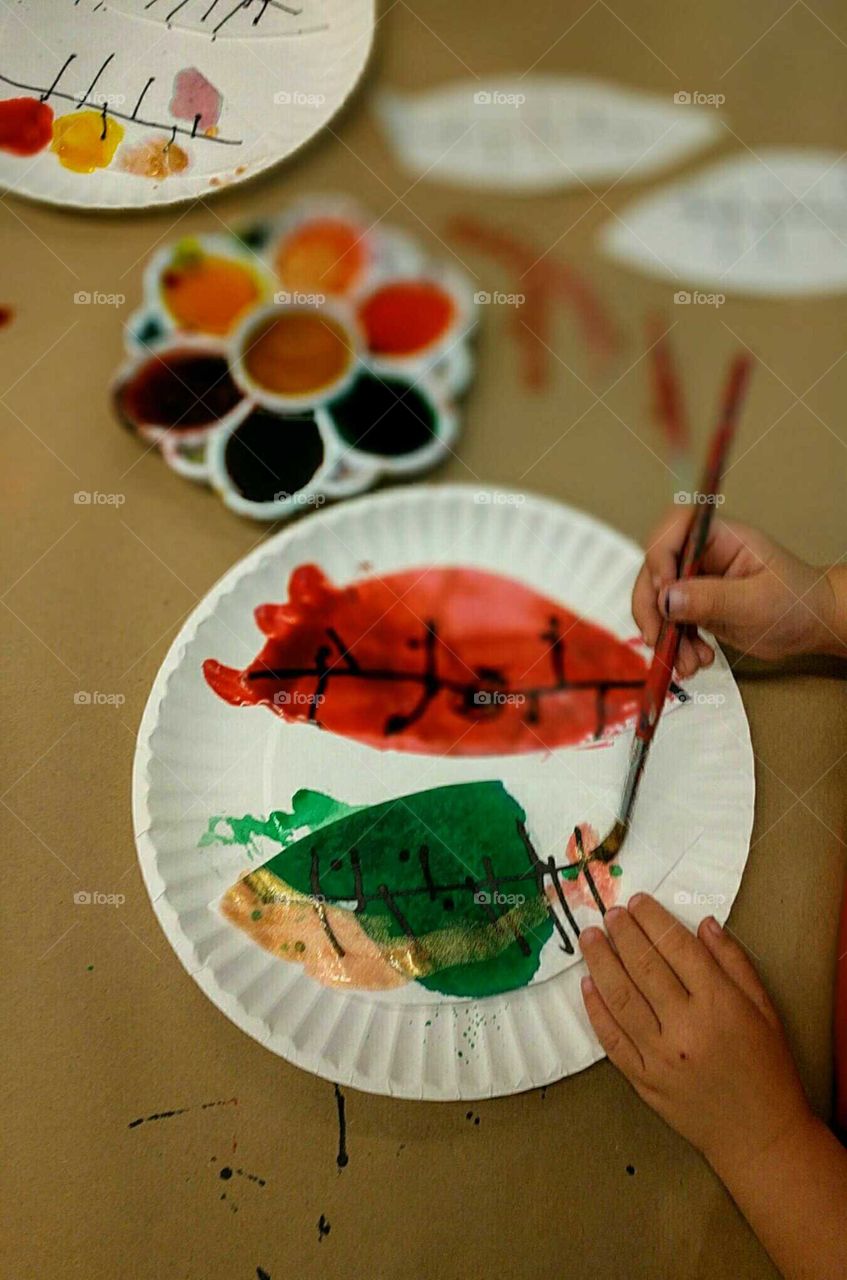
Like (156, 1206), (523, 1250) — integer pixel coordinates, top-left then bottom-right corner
(600, 148), (847, 295)
(375, 76), (722, 193)
(0, 0), (373, 208)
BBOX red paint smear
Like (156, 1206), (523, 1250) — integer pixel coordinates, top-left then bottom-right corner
(647, 316), (689, 458)
(203, 564), (650, 756)
(0, 307), (12, 329)
(560, 824), (621, 910)
(359, 281), (455, 356)
(0, 97), (54, 156)
(448, 216), (619, 390)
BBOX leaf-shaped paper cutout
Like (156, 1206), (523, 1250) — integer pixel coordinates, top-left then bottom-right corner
(375, 76), (721, 193)
(600, 149), (847, 295)
(203, 562), (658, 755)
(219, 781), (564, 997)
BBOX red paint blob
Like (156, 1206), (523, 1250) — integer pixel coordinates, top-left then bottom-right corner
(0, 97), (54, 156)
(203, 564), (651, 756)
(0, 306), (12, 328)
(359, 281), (455, 357)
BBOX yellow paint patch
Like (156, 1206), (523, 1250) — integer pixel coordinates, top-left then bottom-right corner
(51, 110), (124, 173)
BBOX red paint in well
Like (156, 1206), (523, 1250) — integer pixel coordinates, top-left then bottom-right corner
(0, 97), (54, 155)
(203, 564), (651, 756)
(359, 281), (455, 356)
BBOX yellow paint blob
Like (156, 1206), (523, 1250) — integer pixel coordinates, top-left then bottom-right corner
(51, 110), (124, 173)
(161, 248), (263, 336)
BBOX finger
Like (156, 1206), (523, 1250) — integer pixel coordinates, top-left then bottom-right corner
(632, 560), (663, 646)
(660, 575), (752, 636)
(581, 975), (645, 1078)
(674, 633), (701, 679)
(627, 894), (719, 993)
(693, 636), (715, 667)
(604, 906), (688, 1022)
(698, 917), (780, 1028)
(579, 926), (660, 1044)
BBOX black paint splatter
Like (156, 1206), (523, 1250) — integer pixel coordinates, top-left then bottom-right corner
(626, 1165), (636, 1176)
(334, 1083), (349, 1169)
(128, 1097), (237, 1129)
(257, 1269), (271, 1280)
(318, 1214), (331, 1243)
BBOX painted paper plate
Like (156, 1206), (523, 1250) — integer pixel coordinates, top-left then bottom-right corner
(0, 0), (373, 208)
(133, 486), (754, 1099)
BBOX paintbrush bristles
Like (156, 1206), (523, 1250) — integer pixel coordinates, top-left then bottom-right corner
(591, 820), (628, 865)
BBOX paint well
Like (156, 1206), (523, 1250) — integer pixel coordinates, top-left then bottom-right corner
(223, 409), (324, 503)
(326, 372), (435, 457)
(359, 281), (455, 356)
(115, 349), (242, 434)
(241, 311), (353, 397)
(275, 218), (366, 296)
(161, 245), (263, 335)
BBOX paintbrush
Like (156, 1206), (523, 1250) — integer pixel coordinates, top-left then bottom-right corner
(590, 351), (754, 865)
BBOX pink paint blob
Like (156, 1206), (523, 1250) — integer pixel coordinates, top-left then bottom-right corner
(170, 67), (223, 132)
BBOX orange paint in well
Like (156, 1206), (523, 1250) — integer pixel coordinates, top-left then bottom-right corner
(51, 110), (124, 173)
(275, 218), (366, 296)
(359, 281), (456, 356)
(161, 247), (262, 335)
(242, 311), (353, 397)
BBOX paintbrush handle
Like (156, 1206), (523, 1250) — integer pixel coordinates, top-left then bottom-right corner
(634, 353), (753, 748)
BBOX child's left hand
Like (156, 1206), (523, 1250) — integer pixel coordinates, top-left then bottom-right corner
(579, 895), (812, 1178)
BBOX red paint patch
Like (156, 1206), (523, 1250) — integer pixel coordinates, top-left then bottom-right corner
(559, 824), (621, 910)
(0, 306), (12, 328)
(359, 281), (455, 356)
(203, 564), (650, 756)
(0, 96), (54, 155)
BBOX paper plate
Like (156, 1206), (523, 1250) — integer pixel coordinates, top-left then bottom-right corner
(133, 486), (754, 1099)
(0, 0), (374, 208)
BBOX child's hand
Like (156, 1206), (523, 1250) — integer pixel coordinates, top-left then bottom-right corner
(631, 512), (843, 677)
(579, 896), (813, 1178)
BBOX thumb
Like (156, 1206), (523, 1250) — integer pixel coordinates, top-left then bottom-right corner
(660, 576), (749, 632)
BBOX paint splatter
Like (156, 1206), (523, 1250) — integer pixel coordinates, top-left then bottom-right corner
(318, 1214), (331, 1243)
(170, 67), (223, 133)
(0, 307), (13, 329)
(0, 96), (53, 155)
(334, 1084), (349, 1169)
(51, 110), (124, 173)
(203, 563), (652, 756)
(128, 1097), (237, 1128)
(120, 135), (190, 179)
(257, 1270), (271, 1280)
(213, 781), (596, 998)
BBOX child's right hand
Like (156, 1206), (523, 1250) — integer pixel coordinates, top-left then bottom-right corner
(632, 511), (845, 677)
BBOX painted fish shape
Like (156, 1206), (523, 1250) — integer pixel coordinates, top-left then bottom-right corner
(203, 563), (652, 756)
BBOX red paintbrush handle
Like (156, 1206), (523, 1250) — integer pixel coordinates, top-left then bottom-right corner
(636, 620), (680, 743)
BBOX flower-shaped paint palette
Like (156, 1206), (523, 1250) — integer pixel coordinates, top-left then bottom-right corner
(114, 198), (477, 520)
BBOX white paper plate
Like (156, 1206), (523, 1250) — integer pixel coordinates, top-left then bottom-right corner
(0, 0), (374, 208)
(133, 486), (754, 1099)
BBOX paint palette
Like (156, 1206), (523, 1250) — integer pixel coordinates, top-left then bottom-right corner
(114, 200), (476, 519)
(134, 486), (755, 1099)
(0, 1), (373, 208)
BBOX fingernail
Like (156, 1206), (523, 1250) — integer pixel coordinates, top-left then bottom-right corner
(662, 585), (683, 618)
(580, 976), (596, 997)
(702, 916), (722, 937)
(579, 927), (603, 950)
(628, 892), (646, 909)
(604, 906), (626, 925)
